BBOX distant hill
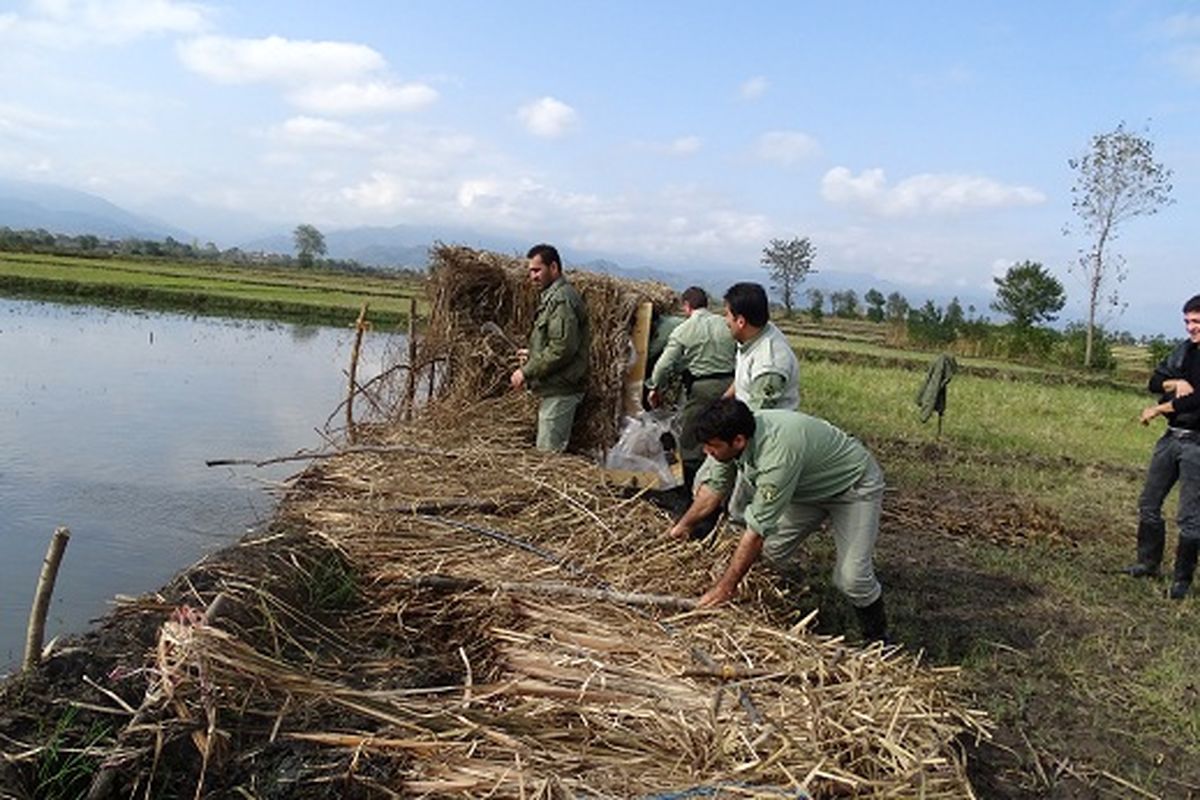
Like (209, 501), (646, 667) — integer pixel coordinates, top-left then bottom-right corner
(0, 178), (187, 239)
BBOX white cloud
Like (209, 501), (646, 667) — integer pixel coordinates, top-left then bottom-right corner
(178, 35), (385, 85)
(287, 80), (437, 115)
(821, 166), (1045, 216)
(517, 97), (578, 138)
(0, 0), (209, 46)
(268, 116), (371, 149)
(754, 130), (821, 165)
(1161, 12), (1200, 38)
(665, 135), (702, 155)
(0, 102), (73, 140)
(740, 75), (768, 100)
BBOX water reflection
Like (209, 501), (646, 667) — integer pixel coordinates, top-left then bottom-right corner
(0, 298), (399, 673)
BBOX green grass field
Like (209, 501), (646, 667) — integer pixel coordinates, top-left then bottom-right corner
(0, 250), (427, 327)
(783, 322), (1199, 797)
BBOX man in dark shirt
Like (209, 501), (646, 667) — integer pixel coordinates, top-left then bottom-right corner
(1125, 293), (1200, 599)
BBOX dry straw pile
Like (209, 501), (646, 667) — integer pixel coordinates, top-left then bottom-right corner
(416, 244), (677, 453)
(5, 253), (989, 799)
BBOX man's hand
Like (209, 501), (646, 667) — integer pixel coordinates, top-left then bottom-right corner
(510, 368), (526, 391)
(697, 581), (736, 608)
(648, 388), (662, 409)
(1175, 380), (1195, 398)
(666, 520), (692, 540)
(1141, 404), (1162, 425)
(516, 348), (529, 365)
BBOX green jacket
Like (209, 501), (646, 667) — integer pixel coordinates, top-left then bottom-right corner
(702, 410), (869, 538)
(647, 308), (736, 391)
(523, 276), (590, 396)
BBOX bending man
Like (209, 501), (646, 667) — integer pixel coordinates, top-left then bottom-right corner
(668, 397), (888, 641)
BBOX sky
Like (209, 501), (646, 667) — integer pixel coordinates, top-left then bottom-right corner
(1, 0), (1199, 333)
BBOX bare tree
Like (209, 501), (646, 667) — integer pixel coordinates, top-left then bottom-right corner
(1067, 123), (1173, 367)
(760, 236), (816, 317)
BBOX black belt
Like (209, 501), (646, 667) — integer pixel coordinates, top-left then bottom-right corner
(682, 370), (734, 390)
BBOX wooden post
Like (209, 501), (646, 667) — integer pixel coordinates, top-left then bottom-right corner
(622, 301), (654, 417)
(23, 527), (70, 672)
(405, 297), (418, 421)
(346, 302), (369, 444)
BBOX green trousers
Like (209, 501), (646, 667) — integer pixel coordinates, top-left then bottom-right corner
(679, 377), (733, 474)
(536, 392), (584, 452)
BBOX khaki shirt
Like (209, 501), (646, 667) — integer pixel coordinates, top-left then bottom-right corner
(523, 276), (589, 396)
(734, 322), (800, 410)
(647, 308), (736, 390)
(703, 410), (869, 538)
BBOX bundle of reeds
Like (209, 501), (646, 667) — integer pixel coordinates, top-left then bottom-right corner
(68, 393), (988, 798)
(418, 244), (677, 453)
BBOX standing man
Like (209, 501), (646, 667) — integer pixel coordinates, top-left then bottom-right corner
(1124, 294), (1200, 600)
(510, 244), (590, 452)
(722, 282), (801, 411)
(667, 398), (888, 641)
(646, 287), (736, 490)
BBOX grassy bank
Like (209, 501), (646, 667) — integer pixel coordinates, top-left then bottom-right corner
(0, 250), (426, 327)
(795, 347), (1200, 797)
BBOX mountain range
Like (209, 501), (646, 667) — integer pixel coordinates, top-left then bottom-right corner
(0, 178), (1175, 335)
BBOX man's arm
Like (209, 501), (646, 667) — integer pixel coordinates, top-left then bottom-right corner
(747, 372), (789, 409)
(697, 527), (764, 607)
(648, 331), (685, 392)
(667, 484), (726, 539)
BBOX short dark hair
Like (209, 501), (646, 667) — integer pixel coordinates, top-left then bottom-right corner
(527, 243), (561, 270)
(1184, 294), (1200, 314)
(694, 397), (756, 444)
(681, 286), (708, 309)
(724, 282), (769, 327)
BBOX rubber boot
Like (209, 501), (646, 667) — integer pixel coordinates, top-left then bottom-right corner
(854, 596), (888, 643)
(1123, 520), (1165, 577)
(1168, 538), (1199, 600)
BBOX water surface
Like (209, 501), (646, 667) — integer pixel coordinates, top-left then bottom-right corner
(0, 298), (398, 672)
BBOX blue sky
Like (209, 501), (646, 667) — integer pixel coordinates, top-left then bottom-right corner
(1, 0), (1199, 332)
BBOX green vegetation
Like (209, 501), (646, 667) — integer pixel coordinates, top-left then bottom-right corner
(34, 707), (109, 800)
(0, 250), (426, 327)
(785, 318), (1198, 796)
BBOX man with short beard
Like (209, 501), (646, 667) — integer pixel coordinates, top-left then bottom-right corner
(510, 244), (590, 452)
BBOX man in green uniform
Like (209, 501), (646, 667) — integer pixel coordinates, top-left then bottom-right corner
(510, 244), (590, 452)
(667, 397), (888, 642)
(722, 282), (800, 411)
(646, 286), (736, 490)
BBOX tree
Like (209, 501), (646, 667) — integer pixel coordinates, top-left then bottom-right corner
(864, 288), (885, 322)
(944, 296), (965, 333)
(760, 236), (816, 317)
(1067, 123), (1173, 367)
(294, 223), (327, 267)
(830, 289), (859, 319)
(805, 287), (824, 322)
(991, 260), (1066, 328)
(884, 291), (910, 322)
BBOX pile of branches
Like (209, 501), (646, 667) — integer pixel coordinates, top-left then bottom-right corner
(416, 244), (677, 453)
(11, 394), (990, 798)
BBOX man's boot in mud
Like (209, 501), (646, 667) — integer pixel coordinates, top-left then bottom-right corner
(1123, 520), (1165, 578)
(1168, 537), (1199, 600)
(854, 596), (888, 643)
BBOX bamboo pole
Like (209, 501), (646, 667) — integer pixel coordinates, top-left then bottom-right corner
(23, 526), (70, 672)
(346, 302), (370, 443)
(404, 575), (697, 611)
(405, 297), (418, 421)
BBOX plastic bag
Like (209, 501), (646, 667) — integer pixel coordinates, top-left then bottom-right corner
(604, 410), (680, 488)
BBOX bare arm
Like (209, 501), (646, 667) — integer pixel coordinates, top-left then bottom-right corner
(667, 484), (726, 539)
(697, 527), (764, 607)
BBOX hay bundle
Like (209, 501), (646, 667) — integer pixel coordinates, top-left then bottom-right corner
(66, 396), (989, 798)
(420, 244), (676, 452)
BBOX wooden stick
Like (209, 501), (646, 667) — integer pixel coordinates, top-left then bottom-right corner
(346, 302), (370, 443)
(404, 575), (697, 611)
(23, 527), (70, 673)
(205, 442), (460, 468)
(404, 297), (418, 422)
